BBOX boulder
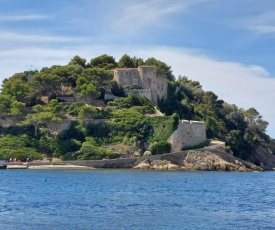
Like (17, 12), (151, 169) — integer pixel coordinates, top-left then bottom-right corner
(167, 163), (180, 170)
(143, 151), (152, 156)
(133, 161), (151, 169)
(133, 151), (141, 157)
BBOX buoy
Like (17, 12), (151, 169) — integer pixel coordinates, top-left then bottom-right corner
(43, 177), (47, 182)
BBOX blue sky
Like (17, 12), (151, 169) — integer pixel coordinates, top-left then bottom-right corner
(1, 0), (275, 137)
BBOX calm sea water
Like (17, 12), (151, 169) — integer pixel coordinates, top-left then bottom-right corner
(0, 169), (275, 230)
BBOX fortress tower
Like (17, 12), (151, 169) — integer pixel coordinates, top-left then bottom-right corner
(113, 66), (168, 102)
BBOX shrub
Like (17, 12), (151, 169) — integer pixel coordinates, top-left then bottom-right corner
(64, 102), (86, 116)
(147, 116), (177, 143)
(149, 141), (171, 155)
(0, 148), (42, 161)
(75, 142), (119, 160)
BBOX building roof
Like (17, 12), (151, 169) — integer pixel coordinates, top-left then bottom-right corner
(138, 65), (156, 68)
(113, 65), (156, 71)
(114, 68), (138, 71)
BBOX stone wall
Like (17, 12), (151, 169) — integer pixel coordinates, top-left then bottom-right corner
(104, 93), (121, 101)
(0, 117), (14, 128)
(153, 75), (168, 101)
(56, 95), (75, 103)
(124, 89), (152, 101)
(114, 69), (142, 87)
(54, 119), (73, 132)
(168, 120), (206, 152)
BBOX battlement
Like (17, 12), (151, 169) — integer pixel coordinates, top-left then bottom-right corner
(180, 120), (205, 124)
(125, 88), (152, 101)
(125, 89), (151, 93)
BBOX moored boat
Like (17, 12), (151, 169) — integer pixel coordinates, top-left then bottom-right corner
(0, 165), (7, 169)
(0, 160), (7, 169)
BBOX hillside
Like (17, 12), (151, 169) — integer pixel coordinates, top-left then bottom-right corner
(0, 54), (274, 168)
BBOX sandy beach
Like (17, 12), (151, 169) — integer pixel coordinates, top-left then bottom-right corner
(27, 164), (95, 169)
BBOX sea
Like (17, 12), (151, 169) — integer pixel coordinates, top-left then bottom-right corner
(0, 169), (275, 230)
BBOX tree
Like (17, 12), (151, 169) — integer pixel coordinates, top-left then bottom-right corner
(31, 73), (63, 96)
(144, 57), (174, 80)
(75, 81), (100, 102)
(10, 101), (27, 126)
(78, 105), (97, 129)
(1, 78), (29, 102)
(118, 54), (135, 68)
(23, 100), (64, 137)
(256, 118), (269, 132)
(89, 54), (117, 70)
(243, 107), (260, 126)
(243, 107), (268, 132)
(68, 55), (86, 68)
(0, 95), (13, 116)
(132, 56), (145, 67)
(39, 64), (84, 89)
(222, 103), (246, 131)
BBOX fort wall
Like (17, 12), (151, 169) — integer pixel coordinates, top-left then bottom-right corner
(124, 89), (152, 101)
(168, 120), (206, 152)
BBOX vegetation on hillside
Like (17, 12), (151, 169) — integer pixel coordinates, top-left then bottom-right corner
(0, 54), (274, 163)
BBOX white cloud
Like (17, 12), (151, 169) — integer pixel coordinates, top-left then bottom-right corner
(0, 14), (52, 21)
(112, 0), (210, 34)
(249, 25), (275, 34)
(241, 9), (275, 35)
(0, 31), (87, 43)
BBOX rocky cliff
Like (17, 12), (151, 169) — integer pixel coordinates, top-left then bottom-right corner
(134, 148), (262, 172)
(250, 145), (275, 170)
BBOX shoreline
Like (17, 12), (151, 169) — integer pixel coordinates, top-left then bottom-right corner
(4, 147), (266, 172)
(28, 164), (95, 170)
(5, 164), (95, 170)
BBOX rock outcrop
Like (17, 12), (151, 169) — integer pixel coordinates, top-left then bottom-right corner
(250, 145), (275, 170)
(182, 150), (259, 171)
(134, 160), (180, 170)
(133, 148), (262, 172)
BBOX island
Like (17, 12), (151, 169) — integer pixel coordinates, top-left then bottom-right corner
(0, 54), (274, 171)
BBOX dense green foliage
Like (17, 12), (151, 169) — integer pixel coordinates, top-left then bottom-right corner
(0, 54), (274, 162)
(0, 134), (42, 161)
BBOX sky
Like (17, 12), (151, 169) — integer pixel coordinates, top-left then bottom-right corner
(1, 0), (275, 137)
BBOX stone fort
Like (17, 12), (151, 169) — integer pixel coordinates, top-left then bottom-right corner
(169, 120), (207, 152)
(113, 66), (168, 103)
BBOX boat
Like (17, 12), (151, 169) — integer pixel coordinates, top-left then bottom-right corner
(0, 160), (7, 169)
